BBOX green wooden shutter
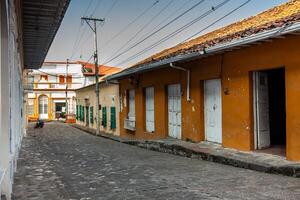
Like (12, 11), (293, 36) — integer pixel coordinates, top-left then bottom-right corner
(79, 105), (81, 121)
(80, 105), (84, 121)
(90, 106), (94, 124)
(76, 105), (78, 120)
(110, 107), (116, 129)
(102, 106), (107, 127)
(82, 106), (85, 122)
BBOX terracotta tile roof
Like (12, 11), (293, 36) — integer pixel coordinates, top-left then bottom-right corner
(136, 0), (300, 67)
(76, 61), (121, 76)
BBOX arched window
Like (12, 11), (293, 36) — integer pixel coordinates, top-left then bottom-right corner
(39, 96), (48, 119)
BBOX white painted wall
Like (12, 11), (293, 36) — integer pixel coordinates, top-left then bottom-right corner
(1, 1), (25, 198)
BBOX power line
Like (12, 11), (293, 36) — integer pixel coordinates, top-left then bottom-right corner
(69, 0), (94, 59)
(116, 0), (230, 65)
(91, 0), (105, 16)
(101, 0), (160, 49)
(182, 0), (252, 42)
(103, 0), (175, 64)
(102, 0), (206, 65)
(70, 0), (119, 61)
(71, 0), (104, 59)
(36, 69), (86, 79)
(116, 0), (251, 66)
(133, 0), (191, 46)
(83, 0), (94, 16)
(103, 0), (119, 19)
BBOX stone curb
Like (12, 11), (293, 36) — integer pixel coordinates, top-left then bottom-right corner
(70, 124), (300, 178)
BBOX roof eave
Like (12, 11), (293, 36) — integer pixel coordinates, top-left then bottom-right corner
(107, 21), (300, 81)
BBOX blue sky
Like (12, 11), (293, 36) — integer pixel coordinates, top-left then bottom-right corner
(45, 0), (289, 68)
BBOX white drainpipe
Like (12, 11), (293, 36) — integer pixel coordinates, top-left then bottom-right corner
(170, 63), (191, 101)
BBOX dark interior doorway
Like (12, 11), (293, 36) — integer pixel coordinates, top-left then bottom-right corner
(268, 68), (286, 147)
(55, 102), (66, 119)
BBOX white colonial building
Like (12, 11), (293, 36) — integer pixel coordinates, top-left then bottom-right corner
(27, 62), (86, 121)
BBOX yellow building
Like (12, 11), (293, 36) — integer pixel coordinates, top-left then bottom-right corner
(76, 81), (120, 136)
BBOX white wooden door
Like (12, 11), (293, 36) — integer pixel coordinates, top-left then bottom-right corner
(39, 96), (48, 119)
(253, 72), (270, 149)
(145, 87), (155, 132)
(168, 84), (182, 139)
(204, 79), (222, 143)
(128, 89), (135, 121)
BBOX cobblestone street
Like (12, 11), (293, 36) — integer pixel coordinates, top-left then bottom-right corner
(12, 122), (300, 200)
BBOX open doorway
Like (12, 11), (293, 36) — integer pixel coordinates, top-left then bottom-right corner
(253, 68), (286, 156)
(55, 102), (66, 119)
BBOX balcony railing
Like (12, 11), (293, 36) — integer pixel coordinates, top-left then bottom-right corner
(33, 82), (82, 89)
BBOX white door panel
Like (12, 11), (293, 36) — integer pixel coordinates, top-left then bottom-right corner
(128, 89), (135, 121)
(254, 72), (270, 149)
(39, 96), (48, 119)
(204, 79), (222, 143)
(168, 84), (181, 139)
(145, 87), (155, 132)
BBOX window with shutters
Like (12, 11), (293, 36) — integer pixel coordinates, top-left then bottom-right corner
(110, 107), (116, 129)
(40, 75), (48, 81)
(90, 106), (94, 124)
(102, 106), (107, 127)
(128, 89), (135, 121)
(145, 87), (155, 132)
(66, 75), (72, 83)
(59, 75), (65, 84)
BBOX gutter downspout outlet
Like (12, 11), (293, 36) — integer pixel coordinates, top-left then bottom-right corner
(170, 63), (191, 102)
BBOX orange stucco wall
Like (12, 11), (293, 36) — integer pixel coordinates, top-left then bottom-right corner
(119, 34), (300, 161)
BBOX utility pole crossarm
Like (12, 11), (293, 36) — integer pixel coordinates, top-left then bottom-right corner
(81, 17), (104, 32)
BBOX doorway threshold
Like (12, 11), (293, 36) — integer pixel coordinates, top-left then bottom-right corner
(255, 145), (286, 157)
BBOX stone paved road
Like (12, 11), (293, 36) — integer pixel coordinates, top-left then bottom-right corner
(13, 122), (300, 200)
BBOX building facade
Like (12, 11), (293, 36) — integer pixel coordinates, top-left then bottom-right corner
(107, 1), (300, 161)
(0, 0), (70, 199)
(76, 81), (120, 136)
(26, 62), (121, 122)
(27, 62), (86, 121)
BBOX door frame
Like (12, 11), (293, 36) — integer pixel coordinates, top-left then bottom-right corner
(253, 71), (270, 150)
(253, 72), (258, 150)
(252, 68), (286, 150)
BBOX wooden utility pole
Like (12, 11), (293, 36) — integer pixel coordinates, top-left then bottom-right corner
(81, 17), (104, 136)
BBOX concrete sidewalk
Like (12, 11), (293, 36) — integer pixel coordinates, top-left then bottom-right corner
(71, 124), (300, 177)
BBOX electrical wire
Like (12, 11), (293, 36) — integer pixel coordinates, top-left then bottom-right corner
(101, 0), (160, 49)
(116, 0), (251, 66)
(71, 0), (105, 60)
(91, 0), (105, 16)
(103, 0), (119, 19)
(102, 0), (206, 65)
(70, 0), (94, 59)
(103, 0), (175, 64)
(36, 69), (86, 79)
(132, 0), (190, 47)
(182, 0), (252, 42)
